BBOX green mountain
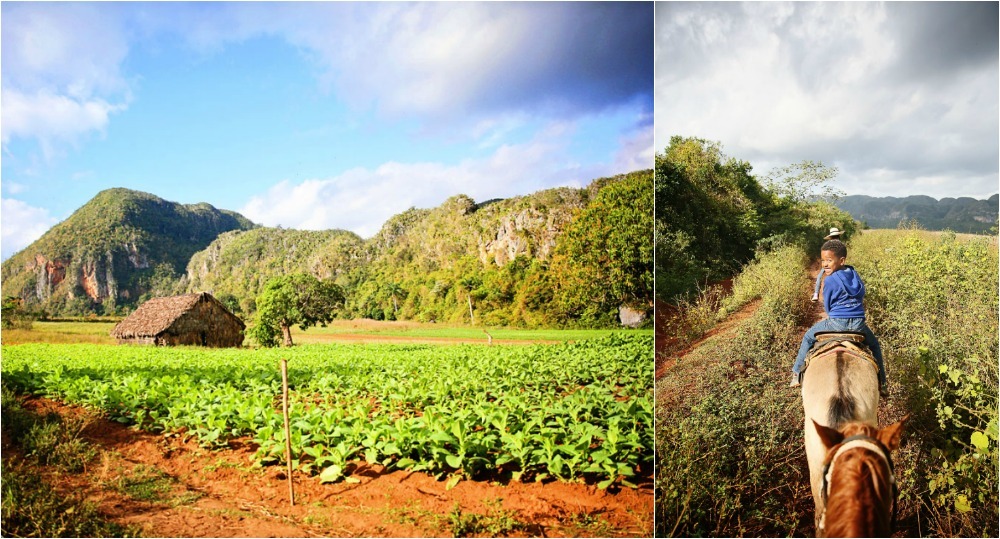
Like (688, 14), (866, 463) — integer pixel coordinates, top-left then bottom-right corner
(2, 172), (654, 328)
(834, 194), (998, 233)
(182, 171), (653, 327)
(184, 227), (366, 315)
(1, 188), (256, 314)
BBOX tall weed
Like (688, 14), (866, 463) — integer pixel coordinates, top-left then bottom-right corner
(656, 245), (814, 536)
(850, 229), (998, 537)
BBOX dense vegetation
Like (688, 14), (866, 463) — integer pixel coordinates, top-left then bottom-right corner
(1, 188), (255, 314)
(189, 171), (653, 329)
(3, 172), (652, 329)
(2, 334), (653, 490)
(655, 136), (858, 302)
(852, 229), (998, 537)
(836, 194), (999, 234)
(655, 229), (998, 537)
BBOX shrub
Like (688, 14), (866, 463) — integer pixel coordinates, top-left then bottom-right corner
(655, 245), (813, 536)
(850, 230), (998, 537)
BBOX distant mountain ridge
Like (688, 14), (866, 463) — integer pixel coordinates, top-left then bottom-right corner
(834, 194), (998, 233)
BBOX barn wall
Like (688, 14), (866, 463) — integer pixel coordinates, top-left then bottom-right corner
(160, 298), (244, 347)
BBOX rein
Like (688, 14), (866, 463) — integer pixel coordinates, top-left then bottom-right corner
(817, 434), (899, 534)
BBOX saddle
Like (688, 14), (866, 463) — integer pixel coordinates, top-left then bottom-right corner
(804, 332), (878, 373)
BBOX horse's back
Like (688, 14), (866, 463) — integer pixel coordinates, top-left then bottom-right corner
(802, 348), (879, 429)
(801, 348), (880, 529)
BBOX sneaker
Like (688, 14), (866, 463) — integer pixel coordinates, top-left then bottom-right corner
(879, 385), (889, 398)
(811, 294), (818, 302)
(789, 372), (801, 387)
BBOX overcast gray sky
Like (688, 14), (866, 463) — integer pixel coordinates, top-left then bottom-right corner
(655, 1), (999, 199)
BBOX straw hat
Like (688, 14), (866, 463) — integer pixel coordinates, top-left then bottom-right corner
(824, 227), (843, 240)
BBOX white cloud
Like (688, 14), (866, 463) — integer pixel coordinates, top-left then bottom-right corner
(1, 198), (59, 260)
(2, 182), (27, 195)
(613, 117), (655, 174)
(1, 2), (129, 97)
(1, 88), (124, 157)
(241, 123), (593, 237)
(165, 2), (652, 132)
(320, 4), (646, 114)
(656, 2), (998, 198)
(1, 3), (130, 155)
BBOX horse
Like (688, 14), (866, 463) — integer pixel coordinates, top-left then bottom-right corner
(800, 332), (903, 536)
(811, 418), (907, 537)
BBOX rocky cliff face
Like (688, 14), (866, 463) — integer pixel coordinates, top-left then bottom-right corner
(478, 206), (578, 266)
(472, 188), (587, 267)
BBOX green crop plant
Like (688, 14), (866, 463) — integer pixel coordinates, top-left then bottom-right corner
(3, 334), (652, 492)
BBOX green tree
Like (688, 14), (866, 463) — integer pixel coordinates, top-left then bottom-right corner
(655, 136), (771, 302)
(655, 137), (858, 303)
(458, 275), (482, 325)
(248, 274), (344, 347)
(763, 160), (842, 203)
(552, 170), (654, 326)
(385, 282), (404, 316)
(1, 296), (33, 330)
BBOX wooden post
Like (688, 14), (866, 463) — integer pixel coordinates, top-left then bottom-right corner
(281, 358), (295, 506)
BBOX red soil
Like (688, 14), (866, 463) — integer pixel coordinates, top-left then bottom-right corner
(14, 397), (652, 538)
(655, 278), (751, 379)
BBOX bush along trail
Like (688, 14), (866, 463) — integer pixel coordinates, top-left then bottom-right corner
(654, 230), (998, 538)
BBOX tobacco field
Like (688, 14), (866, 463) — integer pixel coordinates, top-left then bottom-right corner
(1, 334), (652, 489)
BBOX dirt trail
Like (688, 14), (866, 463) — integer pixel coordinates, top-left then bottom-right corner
(656, 263), (829, 381)
(14, 397), (652, 538)
(654, 299), (760, 379)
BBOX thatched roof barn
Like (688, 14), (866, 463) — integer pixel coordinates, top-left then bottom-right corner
(111, 292), (245, 347)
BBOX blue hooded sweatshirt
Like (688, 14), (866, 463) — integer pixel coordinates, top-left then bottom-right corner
(823, 265), (866, 319)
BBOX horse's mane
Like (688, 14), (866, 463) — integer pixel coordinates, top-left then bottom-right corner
(823, 424), (895, 537)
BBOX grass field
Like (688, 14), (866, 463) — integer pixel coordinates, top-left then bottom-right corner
(1, 319), (648, 346)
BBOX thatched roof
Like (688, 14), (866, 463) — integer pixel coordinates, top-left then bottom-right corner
(111, 292), (243, 339)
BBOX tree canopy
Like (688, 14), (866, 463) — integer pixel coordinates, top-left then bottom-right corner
(655, 135), (859, 303)
(551, 170), (654, 326)
(247, 273), (344, 347)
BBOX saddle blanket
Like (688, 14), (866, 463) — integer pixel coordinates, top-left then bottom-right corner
(804, 333), (878, 373)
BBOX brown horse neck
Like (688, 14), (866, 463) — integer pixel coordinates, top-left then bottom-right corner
(823, 449), (894, 537)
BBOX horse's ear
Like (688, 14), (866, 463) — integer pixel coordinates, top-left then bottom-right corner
(878, 414), (910, 451)
(813, 419), (844, 449)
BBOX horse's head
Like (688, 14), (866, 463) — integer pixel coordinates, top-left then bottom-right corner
(811, 416), (909, 538)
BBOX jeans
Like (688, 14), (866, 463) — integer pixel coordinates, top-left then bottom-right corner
(792, 317), (886, 386)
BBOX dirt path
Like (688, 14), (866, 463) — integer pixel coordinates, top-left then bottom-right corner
(15, 397), (652, 538)
(654, 299), (760, 380)
(295, 333), (559, 346)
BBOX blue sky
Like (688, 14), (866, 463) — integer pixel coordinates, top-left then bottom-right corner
(1, 2), (653, 260)
(656, 2), (998, 200)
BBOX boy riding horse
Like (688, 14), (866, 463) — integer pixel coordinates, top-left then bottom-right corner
(791, 239), (888, 398)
